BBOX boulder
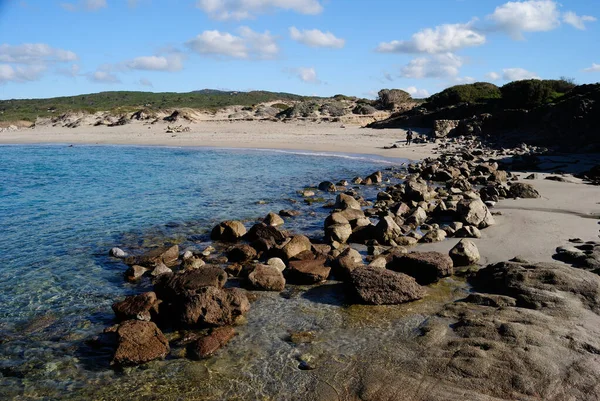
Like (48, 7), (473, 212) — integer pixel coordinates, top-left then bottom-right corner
(151, 262), (172, 277)
(279, 235), (312, 261)
(349, 268), (425, 305)
(267, 257), (287, 272)
(188, 327), (236, 360)
(375, 216), (403, 245)
(279, 209), (301, 217)
(334, 247), (364, 278)
(325, 223), (352, 244)
(287, 257), (331, 284)
(211, 221), (247, 242)
(264, 212), (284, 227)
(248, 264), (286, 291)
(454, 225), (482, 238)
(109, 247), (127, 258)
(126, 245), (179, 268)
(335, 194), (361, 210)
(509, 182), (541, 199)
(125, 265), (148, 282)
(404, 180), (435, 201)
(179, 287), (250, 327)
(449, 239), (481, 266)
(245, 222), (286, 242)
(387, 252), (454, 285)
(366, 171), (383, 184)
(227, 244), (258, 263)
(112, 292), (158, 322)
(181, 257), (206, 271)
(318, 181), (337, 192)
(154, 267), (227, 302)
(111, 320), (170, 367)
(420, 229), (447, 243)
(457, 199), (495, 228)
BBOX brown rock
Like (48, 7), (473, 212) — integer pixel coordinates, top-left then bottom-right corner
(112, 292), (158, 322)
(279, 235), (312, 261)
(111, 320), (170, 367)
(248, 264), (286, 291)
(125, 265), (148, 282)
(388, 251), (454, 285)
(179, 287), (250, 327)
(245, 222), (286, 242)
(125, 245), (179, 268)
(227, 244), (258, 263)
(264, 212), (285, 227)
(188, 327), (236, 360)
(349, 267), (425, 305)
(211, 220), (247, 242)
(287, 257), (331, 284)
(153, 267), (227, 302)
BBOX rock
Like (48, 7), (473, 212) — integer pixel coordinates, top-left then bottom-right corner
(188, 327), (236, 360)
(245, 223), (286, 242)
(368, 256), (388, 269)
(264, 212), (284, 227)
(404, 180), (435, 201)
(111, 320), (170, 367)
(279, 209), (301, 217)
(375, 216), (403, 245)
(420, 229), (447, 243)
(227, 244), (258, 263)
(248, 264), (286, 291)
(125, 265), (148, 282)
(154, 267), (228, 302)
(211, 221), (247, 242)
(112, 292), (158, 322)
(524, 173), (538, 180)
(109, 247), (127, 258)
(267, 257), (286, 272)
(457, 199), (495, 228)
(488, 170), (508, 183)
(463, 293), (516, 307)
(406, 207), (427, 226)
(388, 252), (454, 285)
(179, 287), (250, 327)
(366, 171), (383, 184)
(151, 262), (173, 277)
(349, 267), (425, 305)
(433, 119), (459, 138)
(126, 245), (179, 268)
(335, 193), (361, 210)
(454, 225), (482, 238)
(287, 257), (331, 284)
(394, 236), (419, 247)
(181, 257), (206, 271)
(334, 247), (364, 278)
(449, 239), (480, 266)
(325, 212), (350, 227)
(318, 181), (336, 192)
(509, 182), (541, 199)
(325, 223), (353, 244)
(278, 235), (312, 261)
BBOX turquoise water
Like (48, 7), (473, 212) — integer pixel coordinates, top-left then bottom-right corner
(0, 144), (433, 399)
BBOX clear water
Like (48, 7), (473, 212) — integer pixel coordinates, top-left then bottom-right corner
(0, 144), (465, 400)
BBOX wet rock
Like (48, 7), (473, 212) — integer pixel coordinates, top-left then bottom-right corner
(349, 267), (425, 305)
(111, 320), (170, 367)
(287, 257), (331, 284)
(211, 220), (247, 242)
(154, 267), (227, 302)
(509, 182), (541, 199)
(188, 327), (236, 360)
(126, 245), (179, 268)
(179, 287), (250, 327)
(463, 293), (517, 307)
(112, 292), (158, 322)
(245, 222), (286, 243)
(450, 239), (481, 266)
(279, 209), (301, 217)
(318, 181), (337, 192)
(248, 264), (286, 291)
(227, 244), (258, 263)
(264, 212), (284, 227)
(457, 199), (495, 228)
(366, 171), (383, 184)
(109, 247), (127, 258)
(388, 252), (454, 285)
(125, 265), (148, 282)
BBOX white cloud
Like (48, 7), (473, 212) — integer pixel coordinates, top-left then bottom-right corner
(502, 67), (540, 81)
(125, 54), (184, 71)
(196, 0), (323, 20)
(404, 86), (430, 98)
(487, 0), (560, 39)
(294, 67), (319, 83)
(185, 27), (278, 59)
(0, 64), (46, 83)
(289, 27), (345, 48)
(139, 78), (153, 87)
(57, 63), (80, 77)
(486, 71), (501, 81)
(455, 76), (476, 84)
(61, 0), (107, 11)
(89, 70), (120, 83)
(583, 63), (600, 73)
(400, 53), (463, 79)
(0, 43), (77, 64)
(563, 11), (597, 30)
(376, 22), (485, 54)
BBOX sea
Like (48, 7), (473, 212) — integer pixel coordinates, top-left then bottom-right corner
(0, 144), (457, 400)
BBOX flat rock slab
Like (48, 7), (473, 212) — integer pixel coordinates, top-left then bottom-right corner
(154, 267), (227, 302)
(125, 245), (179, 268)
(111, 320), (170, 367)
(387, 251), (454, 285)
(287, 257), (331, 284)
(349, 267), (425, 305)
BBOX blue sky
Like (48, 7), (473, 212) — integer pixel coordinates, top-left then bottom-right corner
(0, 0), (599, 100)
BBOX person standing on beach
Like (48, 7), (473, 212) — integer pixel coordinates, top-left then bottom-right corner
(406, 129), (413, 146)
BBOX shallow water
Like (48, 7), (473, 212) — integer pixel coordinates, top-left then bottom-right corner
(0, 144), (465, 400)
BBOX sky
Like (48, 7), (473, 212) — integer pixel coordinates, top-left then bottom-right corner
(0, 0), (599, 100)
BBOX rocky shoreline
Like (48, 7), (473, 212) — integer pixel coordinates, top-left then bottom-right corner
(85, 137), (600, 399)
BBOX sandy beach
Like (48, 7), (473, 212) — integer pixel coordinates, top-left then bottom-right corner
(3, 120), (599, 267)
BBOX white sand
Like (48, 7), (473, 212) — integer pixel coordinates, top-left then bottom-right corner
(2, 120), (599, 265)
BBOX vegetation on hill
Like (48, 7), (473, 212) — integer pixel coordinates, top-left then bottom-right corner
(500, 79), (577, 109)
(376, 89), (412, 110)
(0, 90), (306, 122)
(425, 82), (501, 109)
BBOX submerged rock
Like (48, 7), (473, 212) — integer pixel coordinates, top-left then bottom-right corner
(125, 245), (179, 268)
(179, 287), (250, 327)
(188, 327), (236, 360)
(111, 320), (169, 367)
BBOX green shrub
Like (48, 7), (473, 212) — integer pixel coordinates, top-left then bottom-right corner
(376, 89), (412, 110)
(426, 82), (501, 109)
(271, 103), (290, 110)
(500, 79), (576, 109)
